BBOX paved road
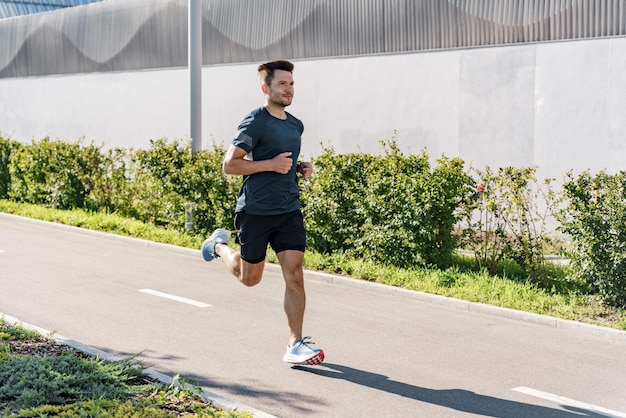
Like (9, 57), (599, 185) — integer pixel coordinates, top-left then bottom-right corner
(1, 213), (626, 418)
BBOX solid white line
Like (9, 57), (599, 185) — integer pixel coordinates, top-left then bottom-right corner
(138, 289), (212, 308)
(512, 386), (626, 418)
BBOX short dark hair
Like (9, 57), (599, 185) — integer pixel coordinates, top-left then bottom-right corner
(257, 60), (294, 86)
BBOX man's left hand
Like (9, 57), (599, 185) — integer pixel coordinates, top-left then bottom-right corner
(298, 161), (313, 180)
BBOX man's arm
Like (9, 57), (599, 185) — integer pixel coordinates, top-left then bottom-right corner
(222, 144), (294, 176)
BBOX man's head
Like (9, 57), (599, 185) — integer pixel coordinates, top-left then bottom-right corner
(257, 60), (294, 87)
(258, 60), (295, 108)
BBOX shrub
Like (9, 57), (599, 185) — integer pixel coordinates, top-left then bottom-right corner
(418, 153), (474, 267)
(302, 147), (375, 256)
(8, 138), (105, 210)
(132, 139), (191, 227)
(302, 139), (474, 269)
(133, 138), (239, 233)
(557, 170), (626, 307)
(84, 147), (138, 216)
(0, 136), (18, 199)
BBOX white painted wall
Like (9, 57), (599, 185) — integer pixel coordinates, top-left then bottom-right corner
(1, 36), (625, 182)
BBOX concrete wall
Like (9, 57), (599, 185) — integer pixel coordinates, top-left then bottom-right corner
(1, 36), (625, 182)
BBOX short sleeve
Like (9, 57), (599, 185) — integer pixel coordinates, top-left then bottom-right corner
(232, 108), (267, 153)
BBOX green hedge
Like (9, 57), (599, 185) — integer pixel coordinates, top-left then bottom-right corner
(301, 141), (473, 269)
(2, 135), (625, 307)
(1, 136), (239, 233)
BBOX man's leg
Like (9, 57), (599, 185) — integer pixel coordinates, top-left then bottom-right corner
(216, 243), (264, 287)
(276, 250), (306, 345)
(278, 249), (324, 365)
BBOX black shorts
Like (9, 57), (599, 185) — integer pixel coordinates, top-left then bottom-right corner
(234, 210), (306, 264)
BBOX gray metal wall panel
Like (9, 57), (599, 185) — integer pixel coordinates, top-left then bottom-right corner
(1, 0), (625, 78)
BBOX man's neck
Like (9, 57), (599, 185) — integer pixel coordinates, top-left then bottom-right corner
(265, 103), (287, 120)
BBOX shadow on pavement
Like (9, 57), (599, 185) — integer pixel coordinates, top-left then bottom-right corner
(91, 346), (330, 415)
(293, 363), (605, 418)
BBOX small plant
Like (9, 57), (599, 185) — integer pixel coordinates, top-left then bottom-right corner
(145, 374), (229, 416)
(461, 166), (560, 284)
(0, 319), (42, 341)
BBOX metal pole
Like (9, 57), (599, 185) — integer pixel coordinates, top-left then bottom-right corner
(189, 0), (202, 152)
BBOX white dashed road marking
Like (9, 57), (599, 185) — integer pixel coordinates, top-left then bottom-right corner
(513, 386), (626, 418)
(138, 289), (212, 308)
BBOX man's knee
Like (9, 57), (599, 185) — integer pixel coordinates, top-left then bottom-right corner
(240, 260), (264, 287)
(241, 273), (262, 287)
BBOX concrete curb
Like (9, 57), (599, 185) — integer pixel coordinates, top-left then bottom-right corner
(0, 312), (277, 418)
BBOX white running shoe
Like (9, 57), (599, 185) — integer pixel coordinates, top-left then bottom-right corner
(282, 337), (325, 365)
(201, 228), (231, 262)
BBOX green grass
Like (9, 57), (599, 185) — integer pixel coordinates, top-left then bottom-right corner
(1, 199), (625, 331)
(299, 251), (626, 330)
(0, 319), (251, 417)
(0, 200), (202, 249)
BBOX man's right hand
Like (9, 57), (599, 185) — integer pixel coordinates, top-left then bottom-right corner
(273, 151), (294, 174)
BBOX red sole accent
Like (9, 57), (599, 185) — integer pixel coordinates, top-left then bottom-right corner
(303, 350), (325, 365)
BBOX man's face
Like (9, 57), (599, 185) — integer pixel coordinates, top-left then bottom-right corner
(265, 69), (294, 107)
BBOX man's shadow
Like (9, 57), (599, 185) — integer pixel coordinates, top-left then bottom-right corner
(293, 363), (606, 417)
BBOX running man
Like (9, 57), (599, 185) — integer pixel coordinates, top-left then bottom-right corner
(201, 60), (324, 366)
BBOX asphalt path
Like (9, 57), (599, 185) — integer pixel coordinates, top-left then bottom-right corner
(1, 213), (626, 418)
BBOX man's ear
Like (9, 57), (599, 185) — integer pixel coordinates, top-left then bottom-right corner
(261, 84), (268, 94)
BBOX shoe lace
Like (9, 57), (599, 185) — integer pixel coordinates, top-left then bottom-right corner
(299, 336), (316, 347)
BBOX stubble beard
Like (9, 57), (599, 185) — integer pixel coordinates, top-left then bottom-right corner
(268, 91), (292, 108)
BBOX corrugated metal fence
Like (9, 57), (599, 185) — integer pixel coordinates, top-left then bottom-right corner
(1, 0), (625, 77)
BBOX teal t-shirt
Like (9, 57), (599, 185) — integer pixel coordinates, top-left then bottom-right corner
(232, 107), (304, 215)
